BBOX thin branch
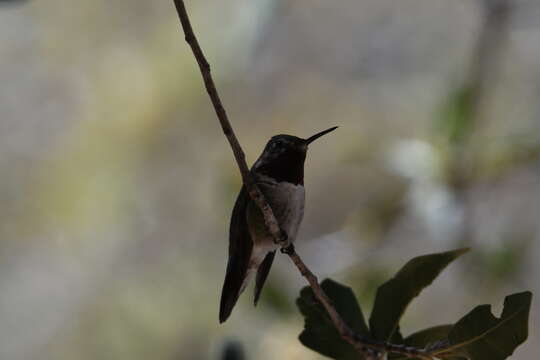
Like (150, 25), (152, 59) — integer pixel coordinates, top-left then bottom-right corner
(172, 1), (433, 359)
(173, 0), (283, 244)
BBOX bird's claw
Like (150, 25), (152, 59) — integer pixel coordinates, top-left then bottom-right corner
(273, 229), (292, 253)
(280, 243), (295, 255)
(274, 229), (288, 245)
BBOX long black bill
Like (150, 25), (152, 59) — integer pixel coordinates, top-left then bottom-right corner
(305, 126), (338, 144)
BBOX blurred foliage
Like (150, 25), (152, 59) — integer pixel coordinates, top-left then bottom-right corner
(257, 281), (296, 316)
(437, 86), (477, 145)
(297, 250), (531, 360)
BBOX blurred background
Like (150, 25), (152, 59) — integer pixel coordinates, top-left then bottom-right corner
(1, 0), (538, 359)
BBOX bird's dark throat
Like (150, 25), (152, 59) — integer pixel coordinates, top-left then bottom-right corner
(256, 151), (306, 185)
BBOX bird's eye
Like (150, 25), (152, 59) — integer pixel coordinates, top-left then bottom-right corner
(273, 140), (283, 148)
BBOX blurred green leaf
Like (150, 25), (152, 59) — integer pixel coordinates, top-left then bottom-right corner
(297, 279), (369, 360)
(438, 291), (532, 360)
(258, 281), (295, 315)
(437, 86), (476, 144)
(483, 242), (526, 282)
(369, 248), (469, 342)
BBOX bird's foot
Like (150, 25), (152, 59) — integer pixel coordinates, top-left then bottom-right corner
(274, 229), (288, 246)
(280, 243), (295, 255)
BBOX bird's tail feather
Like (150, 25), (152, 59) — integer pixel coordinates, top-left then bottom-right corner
(254, 251), (276, 306)
(219, 255), (249, 323)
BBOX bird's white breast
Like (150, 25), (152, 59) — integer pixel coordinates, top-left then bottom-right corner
(248, 176), (305, 262)
(270, 181), (305, 241)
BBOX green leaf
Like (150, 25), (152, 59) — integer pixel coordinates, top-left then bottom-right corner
(369, 248), (469, 342)
(389, 325), (465, 360)
(435, 291), (532, 360)
(391, 326), (468, 360)
(404, 325), (453, 349)
(297, 279), (369, 360)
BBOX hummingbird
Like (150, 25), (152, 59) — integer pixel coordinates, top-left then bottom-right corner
(219, 126), (338, 323)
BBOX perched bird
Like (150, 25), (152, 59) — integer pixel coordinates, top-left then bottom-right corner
(219, 126), (338, 323)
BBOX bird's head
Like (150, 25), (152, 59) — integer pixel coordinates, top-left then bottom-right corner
(253, 126), (338, 184)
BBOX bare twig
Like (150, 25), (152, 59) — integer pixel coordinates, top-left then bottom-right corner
(173, 1), (433, 359)
(173, 0), (283, 245)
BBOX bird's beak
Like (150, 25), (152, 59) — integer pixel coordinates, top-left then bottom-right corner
(305, 126), (338, 145)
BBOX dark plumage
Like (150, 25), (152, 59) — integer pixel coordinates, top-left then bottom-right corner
(219, 127), (337, 323)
